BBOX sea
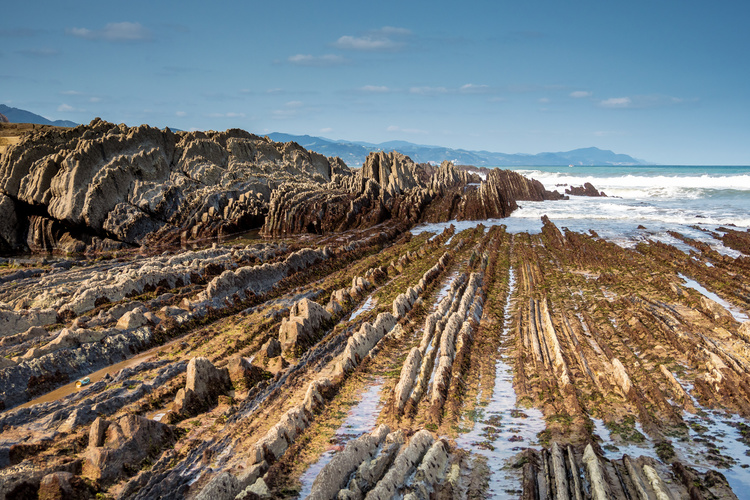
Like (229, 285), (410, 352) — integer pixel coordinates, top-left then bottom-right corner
(414, 165), (750, 256)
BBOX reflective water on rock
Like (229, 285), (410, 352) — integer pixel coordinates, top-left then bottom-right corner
(455, 268), (546, 496)
(297, 378), (385, 499)
(679, 273), (749, 322)
(349, 295), (377, 322)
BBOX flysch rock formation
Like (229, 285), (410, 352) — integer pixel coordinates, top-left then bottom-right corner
(1, 123), (748, 500)
(0, 119), (565, 255)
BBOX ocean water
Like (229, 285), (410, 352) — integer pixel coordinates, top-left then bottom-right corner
(415, 165), (750, 253)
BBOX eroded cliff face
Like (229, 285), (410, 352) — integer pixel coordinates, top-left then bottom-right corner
(0, 121), (564, 253)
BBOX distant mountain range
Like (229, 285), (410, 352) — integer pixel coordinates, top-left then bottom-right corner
(0, 104), (79, 128)
(268, 132), (647, 167)
(0, 104), (645, 166)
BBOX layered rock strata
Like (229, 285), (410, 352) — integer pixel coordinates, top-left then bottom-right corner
(0, 121), (570, 253)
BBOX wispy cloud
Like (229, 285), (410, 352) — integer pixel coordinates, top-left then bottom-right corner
(359, 85), (393, 93)
(272, 100), (313, 119)
(67, 22), (153, 42)
(599, 97), (632, 108)
(175, 111), (187, 117)
(333, 26), (412, 52)
(319, 127), (333, 134)
(207, 111), (246, 118)
(387, 125), (428, 135)
(459, 83), (491, 94)
(17, 48), (60, 58)
(57, 103), (84, 113)
(570, 90), (592, 98)
(598, 95), (692, 109)
(288, 54), (348, 67)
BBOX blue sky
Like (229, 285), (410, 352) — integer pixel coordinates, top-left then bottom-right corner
(1, 0), (748, 164)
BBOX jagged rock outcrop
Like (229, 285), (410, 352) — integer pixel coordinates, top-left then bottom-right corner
(0, 119), (351, 252)
(566, 182), (607, 197)
(0, 113), (9, 124)
(83, 414), (174, 485)
(0, 120), (579, 250)
(172, 357), (231, 415)
(278, 298), (331, 353)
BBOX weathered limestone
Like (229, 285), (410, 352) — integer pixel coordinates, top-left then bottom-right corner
(0, 306), (58, 337)
(365, 429), (434, 500)
(278, 298), (331, 353)
(611, 357), (633, 394)
(582, 444), (609, 500)
(173, 357), (231, 415)
(83, 414), (173, 485)
(394, 348), (422, 412)
(700, 296), (734, 321)
(307, 425), (389, 500)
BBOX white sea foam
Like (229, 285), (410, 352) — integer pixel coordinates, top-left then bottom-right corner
(514, 170), (750, 199)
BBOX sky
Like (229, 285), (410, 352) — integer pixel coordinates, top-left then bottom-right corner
(1, 0), (749, 165)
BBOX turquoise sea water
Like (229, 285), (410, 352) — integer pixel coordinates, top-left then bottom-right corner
(416, 165), (750, 255)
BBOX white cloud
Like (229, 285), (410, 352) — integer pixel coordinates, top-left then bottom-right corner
(89, 97), (102, 103)
(319, 127), (333, 134)
(360, 85), (391, 93)
(288, 54), (348, 67)
(570, 90), (592, 98)
(538, 97), (550, 104)
(599, 97), (632, 108)
(57, 103), (84, 113)
(67, 22), (152, 42)
(175, 111), (187, 117)
(333, 26), (411, 51)
(598, 95), (691, 109)
(60, 90), (83, 96)
(459, 83), (491, 94)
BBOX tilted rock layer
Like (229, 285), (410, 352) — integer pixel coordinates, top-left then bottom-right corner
(0, 121), (565, 253)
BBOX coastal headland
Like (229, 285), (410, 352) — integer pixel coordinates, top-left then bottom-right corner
(1, 120), (749, 499)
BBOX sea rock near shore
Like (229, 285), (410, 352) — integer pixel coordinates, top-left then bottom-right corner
(566, 182), (607, 197)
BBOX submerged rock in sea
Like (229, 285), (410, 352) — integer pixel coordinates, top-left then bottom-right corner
(566, 182), (607, 197)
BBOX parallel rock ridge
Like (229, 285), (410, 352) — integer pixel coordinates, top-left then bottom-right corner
(0, 120), (565, 254)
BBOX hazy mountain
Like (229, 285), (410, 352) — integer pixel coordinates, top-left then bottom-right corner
(0, 104), (78, 128)
(268, 132), (647, 167)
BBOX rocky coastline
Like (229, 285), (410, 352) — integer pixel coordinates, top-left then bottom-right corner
(1, 121), (749, 499)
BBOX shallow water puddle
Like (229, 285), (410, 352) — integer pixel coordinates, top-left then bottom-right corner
(671, 379), (750, 491)
(594, 374), (750, 492)
(349, 294), (377, 321)
(679, 273), (749, 322)
(297, 378), (385, 498)
(433, 271), (460, 308)
(455, 268), (546, 496)
(591, 417), (660, 461)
